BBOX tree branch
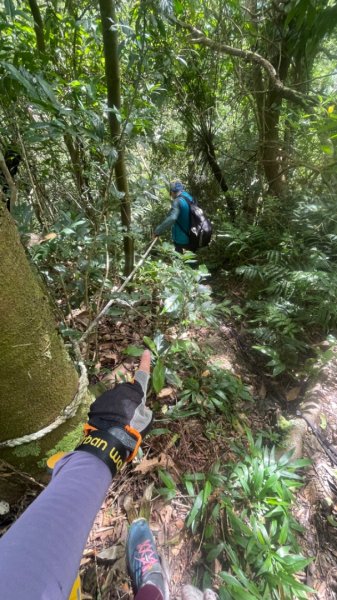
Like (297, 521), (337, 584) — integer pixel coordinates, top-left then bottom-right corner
(0, 149), (17, 207)
(172, 18), (317, 108)
(79, 237), (158, 345)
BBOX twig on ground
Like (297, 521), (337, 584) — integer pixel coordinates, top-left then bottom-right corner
(79, 238), (158, 345)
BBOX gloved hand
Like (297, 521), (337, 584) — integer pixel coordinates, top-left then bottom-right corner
(76, 350), (152, 476)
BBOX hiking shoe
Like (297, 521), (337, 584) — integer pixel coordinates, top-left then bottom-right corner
(126, 518), (169, 599)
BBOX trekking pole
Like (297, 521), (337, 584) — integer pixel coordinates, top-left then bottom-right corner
(79, 237), (158, 346)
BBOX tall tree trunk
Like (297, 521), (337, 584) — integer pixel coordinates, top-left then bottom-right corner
(27, 0), (45, 54)
(260, 91), (286, 198)
(99, 0), (134, 275)
(247, 0), (289, 199)
(0, 205), (90, 501)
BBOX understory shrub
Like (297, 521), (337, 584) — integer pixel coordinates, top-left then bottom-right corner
(183, 431), (312, 599)
(211, 195), (337, 373)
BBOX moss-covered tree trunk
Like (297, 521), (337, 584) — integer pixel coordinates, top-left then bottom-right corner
(0, 205), (89, 501)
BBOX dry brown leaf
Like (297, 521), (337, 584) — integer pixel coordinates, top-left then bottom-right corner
(158, 387), (174, 399)
(101, 352), (118, 361)
(133, 452), (175, 475)
(171, 537), (185, 556)
(26, 233), (43, 247)
(43, 232), (58, 241)
(214, 558), (222, 576)
(175, 518), (185, 531)
(69, 307), (89, 318)
(286, 386), (301, 402)
(79, 558), (92, 568)
(123, 495), (138, 524)
(159, 504), (173, 525)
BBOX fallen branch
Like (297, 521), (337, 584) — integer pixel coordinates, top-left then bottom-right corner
(79, 237), (158, 345)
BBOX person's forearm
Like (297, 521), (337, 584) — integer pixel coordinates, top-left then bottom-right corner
(155, 202), (180, 235)
(0, 451), (112, 600)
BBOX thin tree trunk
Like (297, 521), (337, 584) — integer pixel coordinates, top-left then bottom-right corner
(27, 0), (46, 54)
(63, 133), (97, 225)
(99, 0), (134, 275)
(202, 133), (236, 222)
(260, 91), (286, 198)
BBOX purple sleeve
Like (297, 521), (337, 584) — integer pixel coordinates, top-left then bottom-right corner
(0, 451), (112, 599)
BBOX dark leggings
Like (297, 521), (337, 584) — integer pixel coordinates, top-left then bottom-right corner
(135, 583), (164, 600)
(174, 243), (191, 253)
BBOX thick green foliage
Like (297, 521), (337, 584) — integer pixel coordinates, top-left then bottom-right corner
(182, 432), (312, 599)
(28, 210), (124, 312)
(212, 194), (337, 374)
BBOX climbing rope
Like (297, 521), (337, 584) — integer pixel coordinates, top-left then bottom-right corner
(0, 357), (88, 448)
(79, 237), (158, 345)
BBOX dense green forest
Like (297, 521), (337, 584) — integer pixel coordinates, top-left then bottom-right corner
(1, 0), (337, 598)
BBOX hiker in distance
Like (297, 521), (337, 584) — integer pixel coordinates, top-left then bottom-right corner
(154, 180), (212, 253)
(154, 180), (194, 253)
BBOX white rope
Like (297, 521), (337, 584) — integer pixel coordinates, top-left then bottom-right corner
(0, 241), (158, 449)
(0, 356), (89, 448)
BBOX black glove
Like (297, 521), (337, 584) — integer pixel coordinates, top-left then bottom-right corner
(76, 350), (152, 476)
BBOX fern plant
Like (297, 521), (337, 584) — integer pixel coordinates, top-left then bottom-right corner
(212, 200), (337, 373)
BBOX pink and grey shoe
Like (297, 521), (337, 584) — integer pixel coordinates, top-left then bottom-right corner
(126, 518), (169, 600)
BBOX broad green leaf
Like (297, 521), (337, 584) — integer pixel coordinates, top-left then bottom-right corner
(203, 480), (212, 508)
(124, 345), (144, 357)
(278, 516), (289, 545)
(186, 490), (203, 528)
(152, 359), (165, 393)
(184, 480), (195, 497)
(206, 543), (225, 562)
(148, 428), (170, 437)
(143, 336), (157, 354)
(158, 469), (176, 490)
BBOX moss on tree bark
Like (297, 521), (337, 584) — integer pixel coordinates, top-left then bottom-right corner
(0, 206), (90, 498)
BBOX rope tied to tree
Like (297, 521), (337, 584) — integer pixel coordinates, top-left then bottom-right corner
(0, 355), (88, 448)
(0, 239), (158, 448)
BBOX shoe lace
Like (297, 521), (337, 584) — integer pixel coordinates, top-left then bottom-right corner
(136, 539), (159, 575)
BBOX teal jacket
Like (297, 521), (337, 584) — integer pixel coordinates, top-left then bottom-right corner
(155, 192), (193, 245)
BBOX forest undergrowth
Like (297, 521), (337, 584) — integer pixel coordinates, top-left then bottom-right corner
(2, 238), (337, 600)
(66, 244), (327, 600)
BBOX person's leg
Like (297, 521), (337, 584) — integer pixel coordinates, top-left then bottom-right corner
(135, 583), (164, 600)
(126, 518), (168, 600)
(174, 243), (184, 253)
